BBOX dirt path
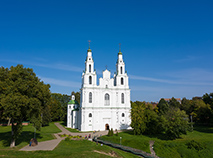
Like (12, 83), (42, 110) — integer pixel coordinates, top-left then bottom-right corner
(20, 123), (109, 151)
(149, 140), (159, 158)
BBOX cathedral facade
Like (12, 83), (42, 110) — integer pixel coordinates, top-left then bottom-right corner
(67, 46), (131, 131)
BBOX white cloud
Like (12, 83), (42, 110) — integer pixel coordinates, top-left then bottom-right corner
(40, 77), (81, 88)
(0, 59), (83, 72)
(129, 68), (213, 86)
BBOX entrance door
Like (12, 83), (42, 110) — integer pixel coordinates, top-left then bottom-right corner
(105, 124), (109, 130)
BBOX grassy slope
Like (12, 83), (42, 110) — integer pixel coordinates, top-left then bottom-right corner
(100, 126), (213, 158)
(0, 123), (138, 158)
(0, 140), (139, 158)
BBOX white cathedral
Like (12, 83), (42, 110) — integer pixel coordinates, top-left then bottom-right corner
(67, 46), (131, 131)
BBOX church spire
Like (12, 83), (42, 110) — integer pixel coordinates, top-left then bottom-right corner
(118, 43), (122, 55)
(87, 40), (92, 52)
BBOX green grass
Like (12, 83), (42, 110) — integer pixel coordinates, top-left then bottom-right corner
(0, 123), (138, 158)
(0, 140), (139, 158)
(59, 121), (92, 133)
(0, 122), (61, 149)
(100, 126), (213, 158)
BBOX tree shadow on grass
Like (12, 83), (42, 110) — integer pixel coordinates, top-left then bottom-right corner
(0, 131), (42, 147)
(193, 125), (213, 133)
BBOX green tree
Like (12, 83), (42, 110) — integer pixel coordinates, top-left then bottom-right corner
(131, 101), (161, 135)
(168, 97), (180, 108)
(51, 93), (70, 122)
(131, 101), (146, 135)
(180, 98), (193, 115)
(191, 99), (211, 124)
(157, 98), (169, 115)
(163, 108), (189, 139)
(0, 65), (51, 147)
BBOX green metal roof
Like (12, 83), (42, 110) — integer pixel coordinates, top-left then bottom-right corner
(68, 100), (79, 105)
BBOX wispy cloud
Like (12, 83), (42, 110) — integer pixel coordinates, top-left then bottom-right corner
(0, 59), (83, 72)
(40, 77), (81, 88)
(129, 68), (213, 86)
(175, 55), (200, 63)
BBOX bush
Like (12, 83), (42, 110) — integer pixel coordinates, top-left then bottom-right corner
(111, 128), (114, 136)
(108, 129), (111, 136)
(186, 140), (206, 151)
(115, 131), (118, 136)
(65, 137), (70, 141)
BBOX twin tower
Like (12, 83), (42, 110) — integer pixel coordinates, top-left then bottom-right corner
(67, 46), (131, 131)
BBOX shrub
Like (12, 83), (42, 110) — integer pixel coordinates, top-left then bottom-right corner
(108, 129), (111, 136)
(186, 140), (206, 151)
(111, 128), (114, 136)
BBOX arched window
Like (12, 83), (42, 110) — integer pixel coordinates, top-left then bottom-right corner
(89, 92), (92, 103)
(120, 67), (123, 74)
(122, 113), (125, 117)
(121, 93), (124, 104)
(121, 77), (124, 85)
(105, 93), (110, 105)
(89, 64), (91, 72)
(89, 113), (92, 117)
(89, 76), (92, 84)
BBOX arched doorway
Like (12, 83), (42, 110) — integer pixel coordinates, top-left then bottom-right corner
(105, 124), (109, 130)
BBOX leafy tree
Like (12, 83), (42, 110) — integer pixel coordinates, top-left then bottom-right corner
(163, 108), (189, 139)
(131, 101), (146, 135)
(168, 97), (180, 108)
(131, 101), (161, 135)
(51, 93), (70, 122)
(191, 99), (211, 124)
(0, 65), (51, 147)
(157, 98), (169, 115)
(180, 98), (193, 115)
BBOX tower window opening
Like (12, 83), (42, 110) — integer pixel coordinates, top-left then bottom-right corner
(105, 93), (110, 105)
(122, 113), (125, 117)
(89, 64), (91, 72)
(120, 67), (123, 74)
(89, 92), (92, 103)
(89, 113), (92, 117)
(121, 77), (124, 85)
(89, 76), (92, 84)
(121, 93), (124, 104)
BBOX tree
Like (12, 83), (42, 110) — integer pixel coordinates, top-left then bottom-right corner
(191, 99), (211, 124)
(163, 108), (189, 139)
(131, 101), (161, 135)
(131, 101), (146, 135)
(0, 65), (51, 147)
(168, 97), (180, 108)
(51, 93), (71, 122)
(157, 98), (169, 115)
(180, 98), (193, 115)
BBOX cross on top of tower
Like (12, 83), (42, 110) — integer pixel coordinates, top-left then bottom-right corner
(118, 43), (122, 55)
(87, 40), (92, 52)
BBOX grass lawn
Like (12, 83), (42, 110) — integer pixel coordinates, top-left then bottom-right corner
(0, 122), (138, 158)
(59, 121), (92, 133)
(100, 126), (213, 158)
(0, 122), (61, 149)
(0, 139), (139, 158)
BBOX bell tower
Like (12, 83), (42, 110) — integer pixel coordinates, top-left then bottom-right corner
(115, 44), (128, 88)
(81, 41), (97, 87)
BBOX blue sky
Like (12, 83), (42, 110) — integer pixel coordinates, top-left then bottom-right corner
(0, 0), (213, 102)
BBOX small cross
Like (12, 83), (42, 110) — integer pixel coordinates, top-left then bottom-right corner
(88, 40), (91, 48)
(119, 43), (121, 51)
(105, 65), (108, 69)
